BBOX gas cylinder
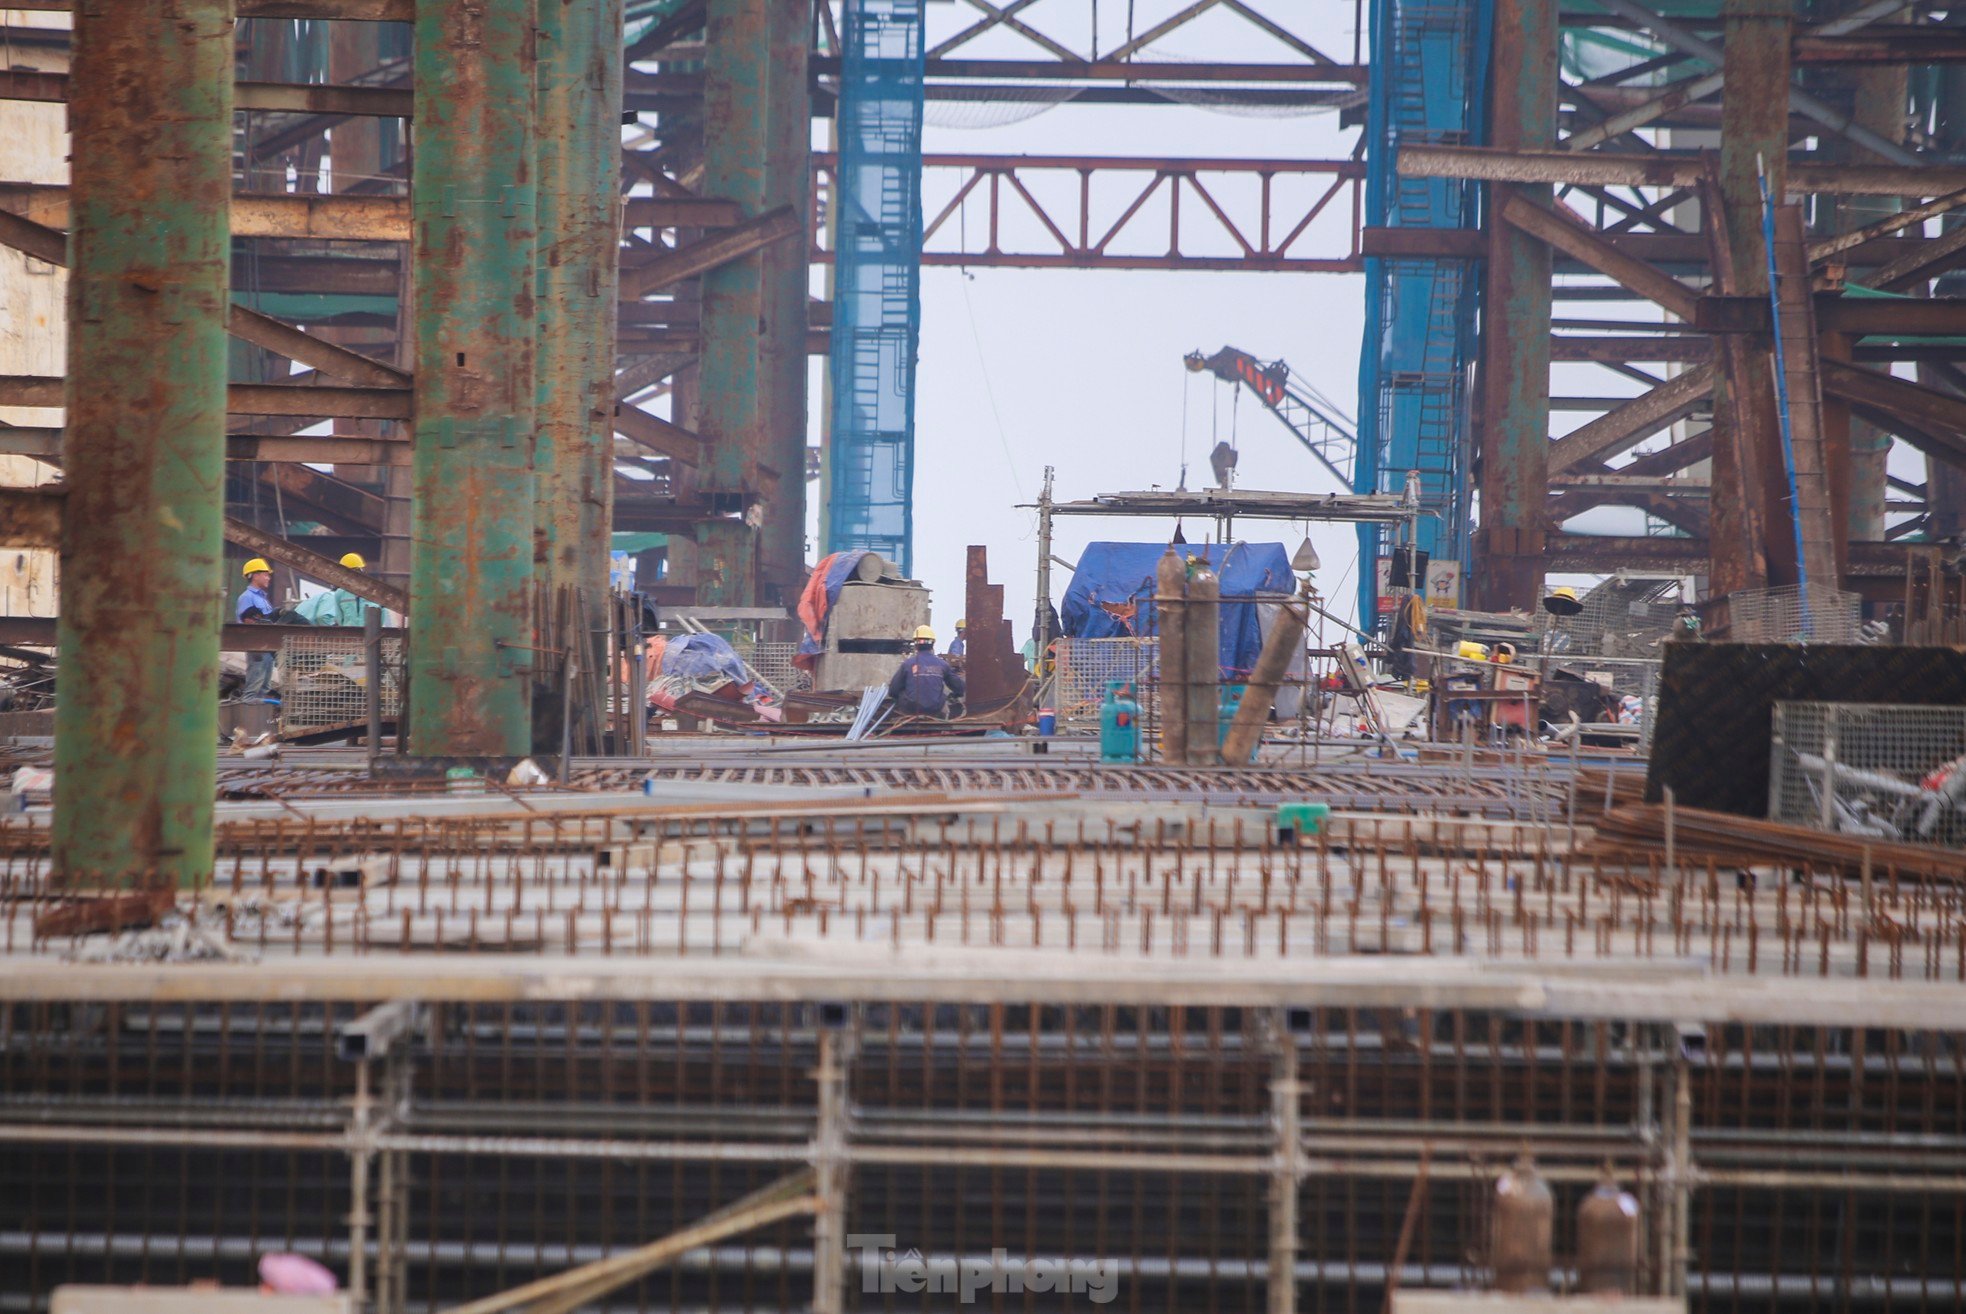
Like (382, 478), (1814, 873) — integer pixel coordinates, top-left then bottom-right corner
(1490, 1150), (1553, 1294)
(1100, 681), (1141, 763)
(1183, 560), (1221, 763)
(1576, 1163), (1640, 1294)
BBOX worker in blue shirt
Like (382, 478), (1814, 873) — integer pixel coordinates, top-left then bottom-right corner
(236, 558), (278, 701)
(888, 626), (965, 718)
(947, 618), (966, 658)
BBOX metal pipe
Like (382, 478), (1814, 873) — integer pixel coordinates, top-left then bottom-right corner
(1268, 1035), (1302, 1314)
(1224, 597), (1308, 766)
(406, 0), (539, 755)
(1155, 545), (1189, 764)
(1183, 557), (1221, 764)
(366, 602), (384, 769)
(51, 0), (234, 888)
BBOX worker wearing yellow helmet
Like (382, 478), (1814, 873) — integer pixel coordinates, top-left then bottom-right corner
(293, 550), (381, 628)
(236, 559), (277, 700)
(888, 624), (966, 718)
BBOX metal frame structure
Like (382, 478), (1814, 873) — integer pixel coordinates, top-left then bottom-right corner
(0, 0), (1378, 872)
(1379, 0), (1966, 619)
(3, 759), (1965, 1311)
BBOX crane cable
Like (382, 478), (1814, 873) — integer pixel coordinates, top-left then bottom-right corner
(1178, 367), (1191, 491)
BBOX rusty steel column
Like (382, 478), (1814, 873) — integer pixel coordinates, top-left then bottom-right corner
(53, 0), (234, 888)
(407, 0), (539, 757)
(695, 0), (771, 605)
(533, 0), (624, 745)
(1710, 0), (1794, 595)
(757, 0), (811, 603)
(1472, 0), (1555, 611)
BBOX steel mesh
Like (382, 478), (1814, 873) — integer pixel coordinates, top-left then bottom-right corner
(735, 639), (810, 696)
(1051, 637), (1158, 721)
(1727, 583), (1864, 644)
(1769, 700), (1966, 846)
(278, 632), (403, 736)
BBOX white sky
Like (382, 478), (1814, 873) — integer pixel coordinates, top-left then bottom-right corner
(843, 2), (1374, 639)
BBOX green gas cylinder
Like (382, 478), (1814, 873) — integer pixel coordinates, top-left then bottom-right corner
(1100, 680), (1141, 763)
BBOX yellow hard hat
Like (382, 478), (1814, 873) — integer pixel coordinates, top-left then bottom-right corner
(955, 618), (966, 629)
(1543, 585), (1583, 616)
(339, 552), (367, 570)
(242, 558), (271, 577)
(913, 625), (935, 642)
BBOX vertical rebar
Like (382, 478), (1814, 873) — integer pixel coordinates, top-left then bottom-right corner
(1268, 1027), (1302, 1314)
(812, 1025), (852, 1314)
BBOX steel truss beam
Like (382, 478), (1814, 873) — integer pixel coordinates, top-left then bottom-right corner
(811, 154), (1365, 272)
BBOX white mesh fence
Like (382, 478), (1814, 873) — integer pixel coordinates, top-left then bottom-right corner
(278, 632), (402, 735)
(1728, 584), (1863, 644)
(1052, 637), (1159, 722)
(1769, 701), (1966, 847)
(733, 640), (810, 696)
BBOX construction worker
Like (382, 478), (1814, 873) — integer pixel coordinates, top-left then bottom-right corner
(294, 553), (377, 627)
(236, 559), (277, 701)
(947, 617), (967, 658)
(888, 625), (965, 718)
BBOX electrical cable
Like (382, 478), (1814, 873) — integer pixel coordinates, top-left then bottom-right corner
(1178, 368), (1191, 491)
(956, 274), (1025, 503)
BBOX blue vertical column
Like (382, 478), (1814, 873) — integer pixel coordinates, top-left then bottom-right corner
(1354, 0), (1489, 628)
(824, 0), (925, 574)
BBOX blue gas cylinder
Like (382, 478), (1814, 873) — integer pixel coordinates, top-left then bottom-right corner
(1099, 680), (1140, 763)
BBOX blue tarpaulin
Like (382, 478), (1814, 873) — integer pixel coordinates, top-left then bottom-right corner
(1061, 543), (1294, 678)
(661, 633), (750, 687)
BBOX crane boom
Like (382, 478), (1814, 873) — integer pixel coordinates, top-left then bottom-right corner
(1184, 346), (1357, 488)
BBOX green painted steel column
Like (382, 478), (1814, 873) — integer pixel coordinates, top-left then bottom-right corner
(52, 0), (234, 889)
(533, 0), (624, 743)
(1472, 0), (1555, 611)
(697, 0), (771, 605)
(758, 0), (811, 602)
(408, 0), (539, 756)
